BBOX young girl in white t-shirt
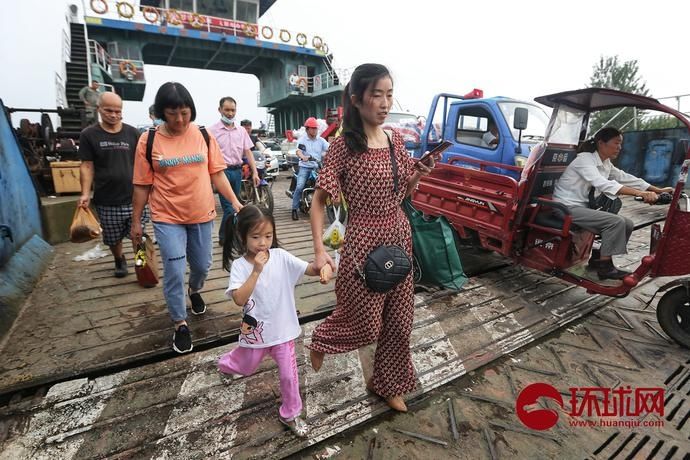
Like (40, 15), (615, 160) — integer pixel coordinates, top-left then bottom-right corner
(218, 205), (331, 437)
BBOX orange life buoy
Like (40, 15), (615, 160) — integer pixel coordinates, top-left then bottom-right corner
(190, 13), (206, 28)
(116, 1), (134, 19)
(243, 23), (258, 37)
(119, 60), (137, 76)
(90, 0), (108, 14)
(142, 6), (159, 23)
(279, 29), (291, 43)
(295, 33), (307, 46)
(261, 25), (273, 39)
(167, 9), (182, 25)
(312, 36), (323, 49)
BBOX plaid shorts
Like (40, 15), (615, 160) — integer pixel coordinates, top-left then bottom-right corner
(95, 204), (150, 247)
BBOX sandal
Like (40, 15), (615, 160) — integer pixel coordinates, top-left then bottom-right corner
(279, 415), (308, 438)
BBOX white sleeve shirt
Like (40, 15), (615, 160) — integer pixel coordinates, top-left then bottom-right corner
(226, 248), (308, 348)
(553, 150), (650, 208)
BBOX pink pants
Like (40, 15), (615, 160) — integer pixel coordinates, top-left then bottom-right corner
(217, 340), (302, 420)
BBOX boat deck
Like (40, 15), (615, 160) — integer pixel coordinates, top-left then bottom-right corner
(0, 177), (677, 459)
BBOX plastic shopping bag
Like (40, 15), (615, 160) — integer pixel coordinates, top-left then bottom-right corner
(69, 207), (102, 243)
(403, 199), (468, 290)
(322, 205), (346, 249)
(133, 234), (159, 288)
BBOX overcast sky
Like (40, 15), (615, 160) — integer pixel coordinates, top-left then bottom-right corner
(3, 0), (690, 129)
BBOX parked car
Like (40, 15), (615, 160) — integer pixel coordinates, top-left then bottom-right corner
(261, 140), (287, 170)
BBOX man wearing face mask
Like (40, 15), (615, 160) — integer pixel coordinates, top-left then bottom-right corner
(209, 96), (260, 245)
(78, 92), (148, 277)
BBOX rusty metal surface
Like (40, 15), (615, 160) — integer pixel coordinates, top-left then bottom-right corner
(296, 279), (690, 460)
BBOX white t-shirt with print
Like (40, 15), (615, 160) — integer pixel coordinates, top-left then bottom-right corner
(226, 248), (308, 349)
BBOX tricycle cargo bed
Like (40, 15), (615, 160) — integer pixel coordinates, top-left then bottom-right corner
(413, 162), (520, 255)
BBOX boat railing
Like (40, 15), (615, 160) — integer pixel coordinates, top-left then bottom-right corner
(88, 39), (111, 74)
(286, 68), (352, 95)
(84, 0), (330, 54)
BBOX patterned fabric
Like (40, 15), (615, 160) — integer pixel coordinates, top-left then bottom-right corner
(95, 204), (150, 247)
(310, 131), (418, 398)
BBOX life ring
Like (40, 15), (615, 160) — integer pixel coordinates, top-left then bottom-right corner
(243, 23), (258, 37)
(312, 36), (323, 49)
(167, 9), (182, 25)
(279, 29), (291, 43)
(296, 77), (308, 93)
(142, 6), (159, 23)
(116, 1), (135, 19)
(190, 13), (206, 29)
(288, 74), (298, 86)
(119, 60), (137, 76)
(90, 0), (108, 14)
(261, 25), (273, 39)
(322, 42), (329, 54)
(295, 33), (307, 46)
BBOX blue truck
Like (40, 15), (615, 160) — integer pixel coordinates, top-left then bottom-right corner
(415, 90), (551, 178)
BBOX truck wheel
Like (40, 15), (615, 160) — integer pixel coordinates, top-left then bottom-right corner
(656, 286), (690, 349)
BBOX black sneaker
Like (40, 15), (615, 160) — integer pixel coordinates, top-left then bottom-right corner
(189, 291), (207, 315)
(597, 266), (631, 280)
(291, 209), (299, 221)
(114, 257), (128, 278)
(173, 325), (193, 353)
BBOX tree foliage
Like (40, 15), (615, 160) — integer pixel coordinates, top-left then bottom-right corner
(588, 56), (651, 133)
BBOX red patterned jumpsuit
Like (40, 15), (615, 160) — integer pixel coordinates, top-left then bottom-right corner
(310, 131), (417, 398)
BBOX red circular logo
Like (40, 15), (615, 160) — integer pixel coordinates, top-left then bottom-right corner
(515, 383), (564, 430)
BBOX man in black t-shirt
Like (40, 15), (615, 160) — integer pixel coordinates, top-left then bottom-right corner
(78, 92), (148, 278)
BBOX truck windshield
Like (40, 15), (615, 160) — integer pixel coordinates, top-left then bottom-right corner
(498, 102), (550, 142)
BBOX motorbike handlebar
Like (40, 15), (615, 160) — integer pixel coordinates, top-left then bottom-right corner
(634, 192), (674, 205)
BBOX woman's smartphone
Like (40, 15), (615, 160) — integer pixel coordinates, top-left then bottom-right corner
(417, 141), (453, 166)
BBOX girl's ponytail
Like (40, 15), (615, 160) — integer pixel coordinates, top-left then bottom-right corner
(222, 216), (239, 272)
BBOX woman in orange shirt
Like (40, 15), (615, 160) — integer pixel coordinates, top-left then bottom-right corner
(131, 82), (242, 354)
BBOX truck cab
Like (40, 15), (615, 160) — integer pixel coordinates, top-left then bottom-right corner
(418, 91), (550, 177)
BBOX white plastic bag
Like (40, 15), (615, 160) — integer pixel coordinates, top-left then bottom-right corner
(322, 206), (346, 249)
(73, 243), (110, 262)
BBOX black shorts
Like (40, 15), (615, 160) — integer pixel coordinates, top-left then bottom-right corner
(95, 204), (150, 246)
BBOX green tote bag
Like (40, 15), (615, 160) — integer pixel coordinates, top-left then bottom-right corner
(404, 199), (468, 290)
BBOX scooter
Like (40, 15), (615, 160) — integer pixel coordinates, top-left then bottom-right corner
(239, 150), (275, 214)
(285, 157), (320, 215)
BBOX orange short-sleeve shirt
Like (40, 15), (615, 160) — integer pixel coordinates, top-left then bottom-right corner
(133, 124), (226, 224)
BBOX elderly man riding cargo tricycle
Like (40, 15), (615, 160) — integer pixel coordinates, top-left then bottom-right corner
(412, 87), (690, 348)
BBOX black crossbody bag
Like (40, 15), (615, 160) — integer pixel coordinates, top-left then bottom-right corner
(358, 132), (412, 293)
(588, 187), (622, 214)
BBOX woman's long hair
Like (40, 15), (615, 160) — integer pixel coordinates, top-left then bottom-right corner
(222, 205), (279, 271)
(578, 127), (622, 153)
(341, 63), (392, 153)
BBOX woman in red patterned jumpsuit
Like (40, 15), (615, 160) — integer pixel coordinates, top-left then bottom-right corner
(308, 63), (433, 412)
